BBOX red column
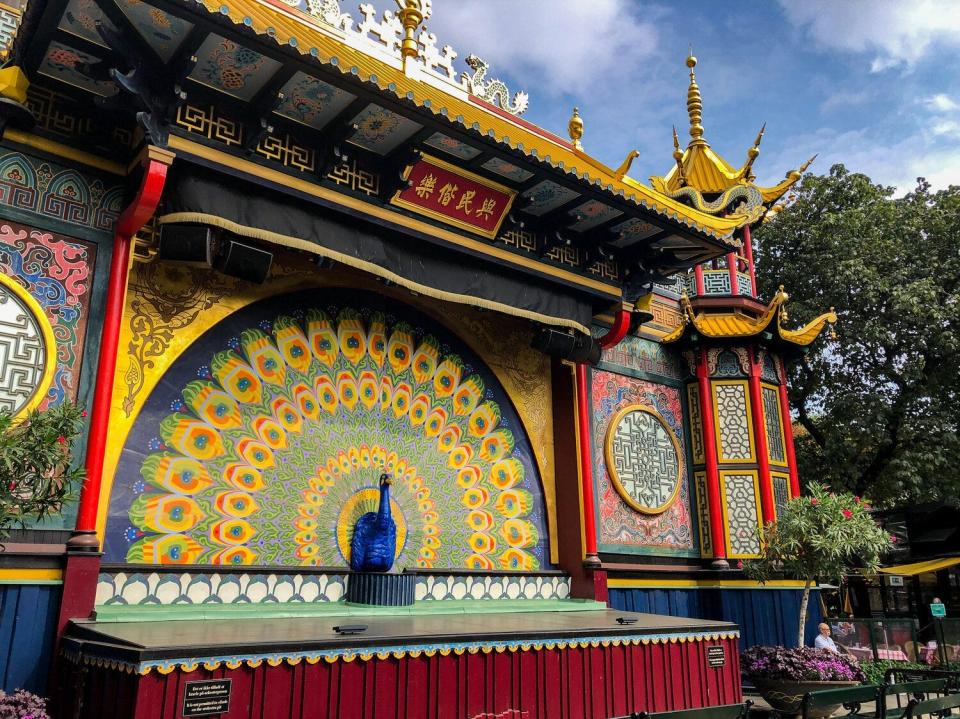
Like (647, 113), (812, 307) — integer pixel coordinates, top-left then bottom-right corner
(727, 252), (739, 296)
(694, 264), (705, 296)
(58, 149), (172, 639)
(748, 348), (776, 524)
(575, 362), (601, 567)
(696, 349), (728, 568)
(777, 356), (802, 497)
(744, 224), (758, 297)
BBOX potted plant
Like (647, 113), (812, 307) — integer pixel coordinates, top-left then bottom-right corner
(0, 402), (85, 538)
(744, 482), (893, 647)
(742, 646), (865, 717)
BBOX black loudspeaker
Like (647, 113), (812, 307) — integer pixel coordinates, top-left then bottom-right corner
(211, 239), (273, 284)
(532, 328), (602, 365)
(158, 224), (217, 263)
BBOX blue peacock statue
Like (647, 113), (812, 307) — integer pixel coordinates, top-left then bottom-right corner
(349, 473), (397, 572)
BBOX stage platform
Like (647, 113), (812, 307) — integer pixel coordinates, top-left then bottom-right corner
(57, 607), (742, 718)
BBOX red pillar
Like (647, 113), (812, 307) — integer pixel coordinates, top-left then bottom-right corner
(777, 356), (802, 497)
(58, 148), (172, 635)
(696, 349), (728, 568)
(748, 348), (776, 524)
(727, 252), (739, 296)
(694, 264), (705, 296)
(743, 224), (758, 297)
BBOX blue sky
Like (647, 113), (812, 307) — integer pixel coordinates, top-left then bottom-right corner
(377, 0), (960, 194)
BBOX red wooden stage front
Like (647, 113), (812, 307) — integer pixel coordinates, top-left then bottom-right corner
(56, 610), (740, 718)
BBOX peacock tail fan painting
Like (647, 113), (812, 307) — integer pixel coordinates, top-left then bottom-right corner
(105, 289), (550, 572)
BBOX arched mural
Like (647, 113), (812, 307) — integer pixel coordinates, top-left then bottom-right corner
(104, 289), (550, 570)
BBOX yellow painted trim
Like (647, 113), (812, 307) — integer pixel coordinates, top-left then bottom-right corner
(761, 382), (789, 468)
(0, 568), (63, 582)
(711, 379), (757, 464)
(603, 403), (682, 515)
(718, 468), (762, 560)
(160, 211), (592, 335)
(686, 384), (705, 465)
(0, 272), (57, 423)
(390, 153), (516, 240)
(608, 578), (809, 589)
(3, 129), (126, 176)
(770, 471), (791, 520)
(571, 363), (587, 562)
(166, 135), (620, 299)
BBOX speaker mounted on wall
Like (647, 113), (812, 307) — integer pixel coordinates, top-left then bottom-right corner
(157, 224), (218, 264)
(531, 328), (602, 365)
(211, 238), (274, 284)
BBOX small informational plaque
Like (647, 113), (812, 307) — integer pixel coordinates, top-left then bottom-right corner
(706, 645), (726, 668)
(931, 602), (947, 618)
(183, 679), (231, 716)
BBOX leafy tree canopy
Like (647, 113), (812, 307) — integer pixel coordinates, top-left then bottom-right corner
(754, 165), (960, 508)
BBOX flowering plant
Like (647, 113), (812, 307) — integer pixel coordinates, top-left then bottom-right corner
(741, 646), (865, 683)
(0, 688), (50, 719)
(0, 402), (85, 539)
(744, 482), (892, 646)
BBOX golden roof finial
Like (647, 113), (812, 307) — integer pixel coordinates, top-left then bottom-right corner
(568, 106), (584, 150)
(686, 51), (705, 143)
(614, 149), (640, 180)
(741, 122), (766, 179)
(671, 126), (686, 186)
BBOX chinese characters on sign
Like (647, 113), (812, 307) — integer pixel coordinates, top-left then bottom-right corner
(391, 155), (516, 239)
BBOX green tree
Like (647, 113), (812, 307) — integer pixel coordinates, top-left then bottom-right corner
(754, 165), (960, 507)
(0, 402), (85, 537)
(745, 483), (892, 646)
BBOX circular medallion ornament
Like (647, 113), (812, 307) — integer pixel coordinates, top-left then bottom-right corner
(604, 404), (682, 514)
(0, 273), (55, 420)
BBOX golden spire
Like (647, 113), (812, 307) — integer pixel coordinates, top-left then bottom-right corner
(686, 52), (705, 143)
(568, 106), (584, 150)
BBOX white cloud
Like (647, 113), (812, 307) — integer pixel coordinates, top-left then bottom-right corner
(820, 90), (870, 114)
(778, 0), (960, 72)
(931, 120), (960, 138)
(418, 0), (660, 96)
(925, 94), (959, 112)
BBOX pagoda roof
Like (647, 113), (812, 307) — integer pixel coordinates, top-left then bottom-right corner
(662, 287), (837, 347)
(648, 54), (816, 223)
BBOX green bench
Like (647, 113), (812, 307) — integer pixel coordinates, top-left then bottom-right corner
(627, 701), (753, 719)
(884, 679), (950, 719)
(905, 692), (960, 717)
(798, 678), (950, 719)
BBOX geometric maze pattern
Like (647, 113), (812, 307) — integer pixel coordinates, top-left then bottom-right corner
(686, 384), (705, 464)
(723, 471), (761, 556)
(694, 471), (712, 556)
(606, 407), (680, 513)
(0, 283), (46, 414)
(714, 382), (752, 461)
(772, 473), (790, 519)
(762, 386), (786, 464)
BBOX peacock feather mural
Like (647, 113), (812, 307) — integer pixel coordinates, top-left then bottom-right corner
(105, 290), (549, 571)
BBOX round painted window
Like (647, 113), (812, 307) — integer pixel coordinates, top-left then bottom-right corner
(0, 274), (54, 418)
(604, 404), (682, 514)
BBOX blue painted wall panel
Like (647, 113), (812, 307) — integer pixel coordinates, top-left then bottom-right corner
(0, 584), (62, 694)
(609, 587), (823, 649)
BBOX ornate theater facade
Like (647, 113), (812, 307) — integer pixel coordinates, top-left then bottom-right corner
(0, 0), (834, 716)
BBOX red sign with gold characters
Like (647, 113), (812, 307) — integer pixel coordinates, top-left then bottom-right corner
(390, 154), (516, 239)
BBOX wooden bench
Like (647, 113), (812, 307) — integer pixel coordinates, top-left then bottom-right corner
(884, 679), (950, 719)
(800, 683), (883, 718)
(905, 692), (960, 718)
(625, 701), (753, 719)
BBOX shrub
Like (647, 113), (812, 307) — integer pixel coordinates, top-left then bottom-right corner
(0, 688), (50, 719)
(742, 646), (865, 683)
(859, 660), (927, 686)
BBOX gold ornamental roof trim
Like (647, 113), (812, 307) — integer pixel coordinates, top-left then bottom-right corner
(189, 0), (746, 243)
(661, 287), (837, 346)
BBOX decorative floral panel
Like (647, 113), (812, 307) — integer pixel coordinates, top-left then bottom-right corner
(610, 218), (660, 247)
(0, 220), (96, 412)
(58, 0), (114, 48)
(274, 72), (356, 130)
(481, 157), (533, 183)
(762, 384), (786, 466)
(422, 133), (482, 161)
(721, 470), (761, 557)
(38, 41), (118, 97)
(714, 350), (745, 378)
(568, 200), (622, 232)
(686, 384), (705, 465)
(762, 352), (780, 384)
(189, 34), (282, 101)
(104, 289), (550, 571)
(347, 104), (422, 155)
(0, 149), (125, 232)
(713, 381), (755, 463)
(520, 180), (579, 216)
(116, 0), (193, 62)
(597, 332), (682, 381)
(592, 370), (695, 554)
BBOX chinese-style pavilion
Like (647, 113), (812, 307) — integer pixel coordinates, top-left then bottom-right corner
(0, 0), (834, 716)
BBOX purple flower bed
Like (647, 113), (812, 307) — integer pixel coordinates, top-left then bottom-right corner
(741, 646), (866, 683)
(0, 689), (50, 719)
